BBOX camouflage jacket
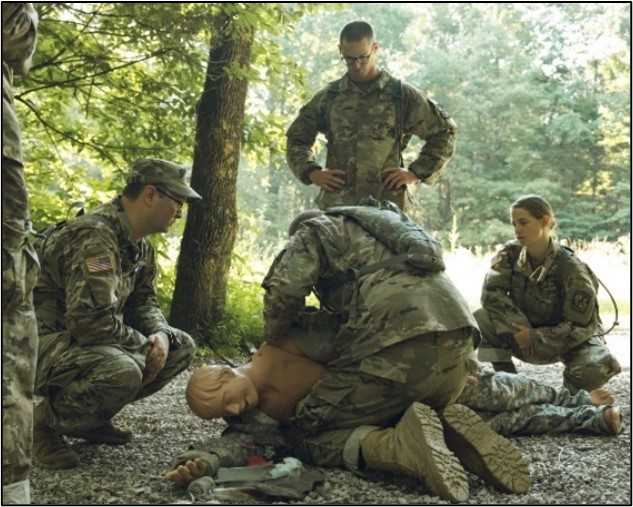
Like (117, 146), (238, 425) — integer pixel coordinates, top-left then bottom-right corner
(2, 3), (38, 241)
(262, 209), (477, 367)
(2, 2), (38, 163)
(286, 71), (456, 209)
(481, 239), (603, 362)
(34, 198), (171, 366)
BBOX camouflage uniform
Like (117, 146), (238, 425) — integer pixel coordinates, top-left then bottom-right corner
(262, 204), (478, 469)
(476, 239), (620, 392)
(457, 365), (613, 436)
(34, 198), (195, 435)
(286, 71), (457, 209)
(2, 3), (39, 502)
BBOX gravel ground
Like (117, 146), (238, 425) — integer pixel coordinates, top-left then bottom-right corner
(31, 332), (631, 505)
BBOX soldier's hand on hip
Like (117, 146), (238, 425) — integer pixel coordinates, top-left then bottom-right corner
(142, 332), (170, 385)
(309, 168), (346, 192)
(382, 168), (419, 190)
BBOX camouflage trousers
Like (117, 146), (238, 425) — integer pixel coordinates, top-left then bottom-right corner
(457, 371), (611, 435)
(475, 308), (620, 393)
(286, 328), (474, 468)
(35, 330), (194, 434)
(2, 237), (39, 486)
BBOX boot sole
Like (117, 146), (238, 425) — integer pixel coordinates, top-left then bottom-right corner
(441, 404), (530, 494)
(400, 402), (469, 502)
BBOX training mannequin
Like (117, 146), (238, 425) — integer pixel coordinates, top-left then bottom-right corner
(170, 335), (532, 502)
(186, 339), (324, 423)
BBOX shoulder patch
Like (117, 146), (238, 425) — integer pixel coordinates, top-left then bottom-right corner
(85, 254), (113, 273)
(571, 289), (592, 314)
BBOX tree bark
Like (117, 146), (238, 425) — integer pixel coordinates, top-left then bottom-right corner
(170, 14), (253, 339)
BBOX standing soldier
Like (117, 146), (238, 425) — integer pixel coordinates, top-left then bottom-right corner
(2, 3), (39, 504)
(286, 20), (456, 210)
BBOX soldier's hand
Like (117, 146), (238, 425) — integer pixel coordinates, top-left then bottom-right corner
(164, 458), (209, 486)
(309, 168), (346, 192)
(382, 168), (419, 190)
(511, 323), (531, 350)
(142, 332), (169, 385)
(590, 388), (615, 406)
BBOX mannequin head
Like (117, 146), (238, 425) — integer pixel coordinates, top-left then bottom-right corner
(186, 365), (259, 419)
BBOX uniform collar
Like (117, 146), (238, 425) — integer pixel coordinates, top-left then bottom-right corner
(516, 238), (560, 283)
(106, 197), (142, 256)
(340, 69), (392, 93)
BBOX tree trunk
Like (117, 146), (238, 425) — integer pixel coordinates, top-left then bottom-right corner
(170, 14), (253, 339)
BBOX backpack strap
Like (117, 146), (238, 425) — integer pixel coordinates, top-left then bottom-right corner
(560, 245), (619, 336)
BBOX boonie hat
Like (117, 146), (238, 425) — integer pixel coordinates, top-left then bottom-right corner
(130, 158), (202, 200)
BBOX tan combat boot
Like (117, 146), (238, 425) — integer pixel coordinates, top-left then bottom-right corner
(33, 401), (80, 469)
(440, 404), (530, 494)
(360, 402), (469, 502)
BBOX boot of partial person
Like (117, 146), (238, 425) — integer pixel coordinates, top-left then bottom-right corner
(441, 404), (530, 494)
(2, 479), (30, 505)
(33, 401), (80, 469)
(492, 360), (518, 374)
(65, 420), (132, 445)
(360, 402), (469, 502)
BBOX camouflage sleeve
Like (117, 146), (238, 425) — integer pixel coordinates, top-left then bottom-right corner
(481, 245), (531, 337)
(2, 3), (38, 76)
(61, 226), (147, 351)
(285, 90), (327, 184)
(123, 243), (170, 338)
(529, 262), (599, 355)
(403, 84), (457, 185)
(262, 227), (324, 342)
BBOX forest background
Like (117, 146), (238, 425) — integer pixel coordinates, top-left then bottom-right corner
(16, 3), (630, 354)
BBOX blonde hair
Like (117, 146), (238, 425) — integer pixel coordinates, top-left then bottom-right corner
(186, 366), (236, 419)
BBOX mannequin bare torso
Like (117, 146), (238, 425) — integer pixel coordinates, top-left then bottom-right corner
(244, 340), (325, 423)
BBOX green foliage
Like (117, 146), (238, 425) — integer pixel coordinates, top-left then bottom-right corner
(192, 245), (266, 356)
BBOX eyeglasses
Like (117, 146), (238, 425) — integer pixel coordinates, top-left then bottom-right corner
(155, 187), (184, 211)
(341, 50), (373, 65)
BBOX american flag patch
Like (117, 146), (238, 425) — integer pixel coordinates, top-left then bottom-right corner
(86, 255), (112, 273)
